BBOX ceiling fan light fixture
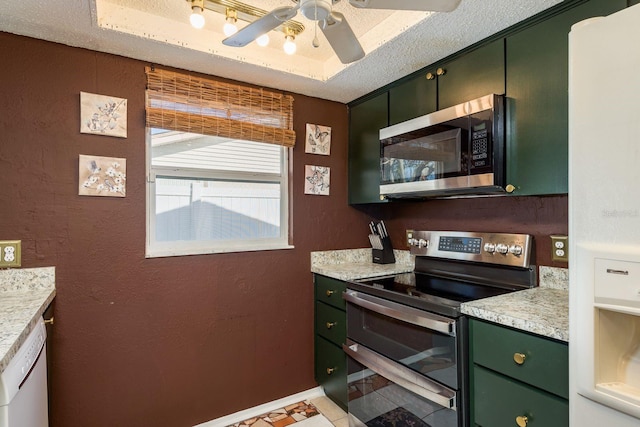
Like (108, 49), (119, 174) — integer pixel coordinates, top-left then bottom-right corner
(189, 0), (205, 29)
(223, 8), (238, 36)
(283, 34), (297, 55)
(256, 34), (270, 47)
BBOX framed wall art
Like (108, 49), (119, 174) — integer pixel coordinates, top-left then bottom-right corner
(79, 155), (126, 197)
(305, 123), (331, 156)
(304, 165), (330, 196)
(80, 91), (128, 138)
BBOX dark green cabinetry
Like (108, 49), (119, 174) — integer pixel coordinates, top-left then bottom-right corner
(388, 39), (505, 126)
(348, 0), (628, 203)
(389, 70), (437, 125)
(348, 92), (388, 204)
(470, 319), (569, 427)
(505, 0), (626, 195)
(437, 39), (506, 110)
(313, 275), (348, 410)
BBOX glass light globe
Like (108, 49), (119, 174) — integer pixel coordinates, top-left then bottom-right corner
(283, 36), (296, 55)
(256, 34), (270, 47)
(190, 8), (205, 29)
(223, 20), (238, 37)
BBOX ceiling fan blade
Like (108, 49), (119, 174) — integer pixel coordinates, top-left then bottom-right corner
(320, 12), (365, 64)
(223, 6), (299, 47)
(348, 0), (462, 12)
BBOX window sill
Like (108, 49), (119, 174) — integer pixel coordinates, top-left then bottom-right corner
(145, 243), (295, 258)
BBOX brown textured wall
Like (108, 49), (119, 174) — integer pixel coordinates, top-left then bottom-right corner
(0, 33), (368, 427)
(0, 31), (568, 427)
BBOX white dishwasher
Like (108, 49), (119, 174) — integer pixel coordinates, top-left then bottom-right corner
(0, 319), (48, 427)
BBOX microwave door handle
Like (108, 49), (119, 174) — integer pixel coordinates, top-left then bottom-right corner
(343, 340), (457, 410)
(343, 290), (456, 336)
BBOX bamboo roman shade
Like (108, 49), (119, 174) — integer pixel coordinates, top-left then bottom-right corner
(145, 67), (295, 147)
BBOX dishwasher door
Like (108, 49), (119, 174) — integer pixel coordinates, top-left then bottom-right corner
(0, 321), (48, 427)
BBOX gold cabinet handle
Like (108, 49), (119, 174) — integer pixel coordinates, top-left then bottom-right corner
(44, 317), (55, 325)
(505, 184), (516, 193)
(516, 415), (529, 427)
(426, 72), (436, 80)
(326, 367), (337, 375)
(514, 353), (527, 365)
(326, 322), (337, 329)
(325, 290), (335, 297)
(436, 67), (446, 76)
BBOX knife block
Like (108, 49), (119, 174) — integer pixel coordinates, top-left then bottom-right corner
(372, 236), (395, 264)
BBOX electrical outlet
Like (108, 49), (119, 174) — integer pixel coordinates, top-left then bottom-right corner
(550, 235), (568, 262)
(406, 229), (414, 247)
(0, 240), (21, 268)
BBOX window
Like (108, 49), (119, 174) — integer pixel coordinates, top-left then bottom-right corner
(145, 67), (295, 257)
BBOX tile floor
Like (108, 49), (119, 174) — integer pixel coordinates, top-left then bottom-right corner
(227, 397), (347, 427)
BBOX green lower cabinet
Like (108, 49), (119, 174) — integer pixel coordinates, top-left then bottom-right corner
(505, 0), (626, 195)
(470, 319), (569, 427)
(474, 366), (569, 427)
(313, 274), (348, 411)
(314, 335), (347, 411)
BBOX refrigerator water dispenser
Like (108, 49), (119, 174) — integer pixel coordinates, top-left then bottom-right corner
(592, 258), (640, 415)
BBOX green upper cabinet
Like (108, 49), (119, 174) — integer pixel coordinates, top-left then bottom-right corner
(505, 0), (626, 195)
(437, 38), (506, 110)
(388, 69), (437, 125)
(348, 92), (388, 204)
(388, 39), (505, 126)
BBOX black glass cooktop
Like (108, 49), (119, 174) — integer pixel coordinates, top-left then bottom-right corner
(349, 271), (517, 318)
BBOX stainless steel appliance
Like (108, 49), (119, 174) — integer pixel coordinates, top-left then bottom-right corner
(344, 231), (535, 427)
(379, 94), (505, 199)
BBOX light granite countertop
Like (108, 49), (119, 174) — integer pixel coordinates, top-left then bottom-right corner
(461, 266), (569, 342)
(311, 249), (414, 281)
(0, 267), (56, 373)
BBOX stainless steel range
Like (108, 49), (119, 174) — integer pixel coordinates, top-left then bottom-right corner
(343, 230), (536, 427)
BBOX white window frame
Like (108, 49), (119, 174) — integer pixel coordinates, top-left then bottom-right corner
(145, 129), (292, 258)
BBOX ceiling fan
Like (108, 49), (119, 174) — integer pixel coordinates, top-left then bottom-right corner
(222, 0), (462, 64)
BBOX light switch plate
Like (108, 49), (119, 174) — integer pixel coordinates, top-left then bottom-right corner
(551, 235), (568, 262)
(0, 240), (21, 268)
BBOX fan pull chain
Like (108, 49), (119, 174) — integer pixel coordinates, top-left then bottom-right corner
(312, 0), (320, 48)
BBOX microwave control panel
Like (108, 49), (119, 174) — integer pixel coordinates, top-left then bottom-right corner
(471, 126), (489, 167)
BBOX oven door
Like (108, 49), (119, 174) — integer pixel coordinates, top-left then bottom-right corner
(344, 290), (460, 426)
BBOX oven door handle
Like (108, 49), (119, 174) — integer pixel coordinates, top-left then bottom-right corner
(343, 339), (457, 410)
(343, 290), (456, 336)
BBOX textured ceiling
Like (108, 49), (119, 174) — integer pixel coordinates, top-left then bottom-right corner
(0, 0), (562, 103)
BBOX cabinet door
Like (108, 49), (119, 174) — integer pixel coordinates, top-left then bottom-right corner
(471, 319), (568, 399)
(505, 0), (625, 195)
(348, 92), (388, 204)
(389, 69), (437, 125)
(315, 336), (348, 411)
(474, 366), (568, 427)
(438, 39), (506, 110)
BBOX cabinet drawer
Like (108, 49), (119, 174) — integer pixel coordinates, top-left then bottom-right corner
(471, 319), (568, 399)
(315, 335), (347, 410)
(474, 366), (568, 427)
(316, 301), (346, 346)
(315, 275), (347, 310)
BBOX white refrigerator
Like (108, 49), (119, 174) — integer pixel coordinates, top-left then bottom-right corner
(569, 3), (640, 426)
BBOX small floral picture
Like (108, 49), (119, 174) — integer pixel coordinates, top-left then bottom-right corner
(80, 92), (127, 138)
(305, 123), (331, 155)
(304, 165), (330, 196)
(79, 155), (126, 197)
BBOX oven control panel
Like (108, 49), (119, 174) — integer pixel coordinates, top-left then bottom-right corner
(410, 230), (533, 268)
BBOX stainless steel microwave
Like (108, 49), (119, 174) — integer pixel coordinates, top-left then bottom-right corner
(380, 93), (505, 199)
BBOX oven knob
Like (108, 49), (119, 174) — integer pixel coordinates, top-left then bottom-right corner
(418, 238), (428, 248)
(509, 245), (523, 256)
(496, 243), (509, 254)
(484, 243), (496, 253)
